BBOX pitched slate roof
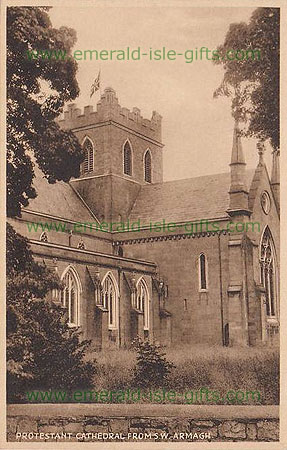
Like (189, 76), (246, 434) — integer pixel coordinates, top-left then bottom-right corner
(129, 170), (255, 225)
(24, 166), (96, 222)
(25, 166), (257, 226)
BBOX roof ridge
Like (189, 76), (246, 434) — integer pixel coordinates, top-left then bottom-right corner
(147, 169), (255, 187)
(129, 168), (256, 224)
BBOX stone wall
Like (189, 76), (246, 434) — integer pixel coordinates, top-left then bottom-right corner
(120, 231), (230, 345)
(7, 404), (279, 443)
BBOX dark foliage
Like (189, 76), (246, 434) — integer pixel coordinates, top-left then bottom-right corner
(6, 226), (96, 403)
(214, 8), (279, 150)
(7, 6), (84, 217)
(132, 337), (175, 388)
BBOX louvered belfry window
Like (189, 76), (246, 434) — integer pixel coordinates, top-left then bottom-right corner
(123, 141), (132, 175)
(82, 138), (94, 174)
(144, 150), (152, 183)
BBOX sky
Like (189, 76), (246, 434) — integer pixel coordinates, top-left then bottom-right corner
(49, 6), (272, 181)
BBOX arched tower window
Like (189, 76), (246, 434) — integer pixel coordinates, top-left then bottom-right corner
(136, 278), (149, 330)
(82, 137), (94, 174)
(144, 150), (152, 183)
(102, 273), (119, 329)
(123, 140), (132, 176)
(260, 227), (277, 317)
(199, 253), (208, 290)
(61, 266), (81, 327)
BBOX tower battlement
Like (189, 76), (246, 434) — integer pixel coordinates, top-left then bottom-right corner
(58, 87), (162, 142)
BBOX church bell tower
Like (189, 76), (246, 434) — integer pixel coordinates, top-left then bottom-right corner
(58, 87), (164, 222)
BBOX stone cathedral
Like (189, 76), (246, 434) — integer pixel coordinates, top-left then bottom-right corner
(11, 87), (280, 348)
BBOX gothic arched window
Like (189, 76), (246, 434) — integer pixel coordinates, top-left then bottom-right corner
(102, 273), (119, 329)
(61, 267), (81, 326)
(82, 138), (94, 174)
(144, 150), (152, 183)
(136, 278), (149, 330)
(199, 253), (208, 290)
(260, 227), (277, 317)
(123, 140), (132, 176)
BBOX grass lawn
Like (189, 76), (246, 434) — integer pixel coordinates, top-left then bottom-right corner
(87, 345), (279, 405)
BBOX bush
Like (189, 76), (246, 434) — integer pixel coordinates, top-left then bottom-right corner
(132, 337), (175, 389)
(7, 300), (97, 402)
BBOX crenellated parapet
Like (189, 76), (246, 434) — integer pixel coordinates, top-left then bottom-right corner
(58, 87), (162, 142)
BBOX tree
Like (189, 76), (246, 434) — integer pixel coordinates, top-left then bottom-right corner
(213, 8), (279, 150)
(6, 7), (96, 401)
(7, 6), (84, 217)
(7, 224), (96, 402)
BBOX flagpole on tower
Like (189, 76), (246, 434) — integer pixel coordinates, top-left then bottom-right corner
(90, 68), (101, 100)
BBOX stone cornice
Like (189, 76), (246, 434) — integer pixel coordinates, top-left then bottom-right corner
(115, 230), (229, 245)
(70, 120), (164, 147)
(29, 240), (156, 270)
(7, 403), (279, 420)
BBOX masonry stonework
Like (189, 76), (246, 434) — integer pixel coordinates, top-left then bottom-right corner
(7, 405), (279, 443)
(11, 87), (280, 349)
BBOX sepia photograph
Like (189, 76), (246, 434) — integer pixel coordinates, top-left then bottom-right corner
(2, 0), (283, 447)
